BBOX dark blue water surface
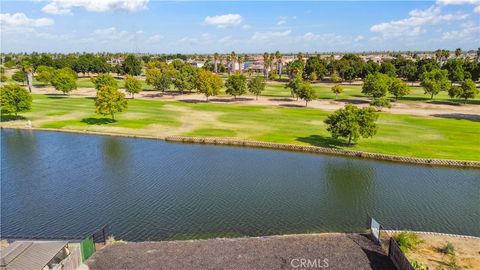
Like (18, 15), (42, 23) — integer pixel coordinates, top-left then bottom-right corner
(1, 129), (479, 240)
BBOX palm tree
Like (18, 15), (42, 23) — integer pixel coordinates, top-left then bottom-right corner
(230, 51), (237, 73)
(213, 52), (219, 73)
(297, 52), (304, 61)
(455, 48), (462, 59)
(21, 60), (34, 93)
(275, 51), (282, 79)
(269, 53), (275, 74)
(237, 55), (245, 73)
(226, 55), (232, 75)
(263, 52), (269, 78)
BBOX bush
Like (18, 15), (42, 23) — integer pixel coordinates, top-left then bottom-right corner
(370, 97), (391, 111)
(410, 260), (428, 270)
(439, 242), (456, 256)
(393, 232), (423, 253)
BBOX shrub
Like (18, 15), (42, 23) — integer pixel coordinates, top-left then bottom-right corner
(439, 242), (456, 256)
(393, 232), (423, 253)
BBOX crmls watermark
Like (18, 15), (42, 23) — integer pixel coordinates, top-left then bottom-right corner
(290, 258), (329, 268)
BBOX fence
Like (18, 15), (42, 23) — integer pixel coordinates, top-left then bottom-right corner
(369, 217), (414, 270)
(1, 224), (111, 263)
(57, 244), (82, 270)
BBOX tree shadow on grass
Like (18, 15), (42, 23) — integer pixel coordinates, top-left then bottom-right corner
(1, 115), (26, 122)
(337, 98), (370, 105)
(46, 94), (68, 99)
(296, 134), (348, 149)
(80, 117), (115, 125)
(431, 113), (480, 122)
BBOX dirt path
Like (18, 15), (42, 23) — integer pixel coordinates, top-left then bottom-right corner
(32, 86), (480, 120)
(86, 233), (394, 270)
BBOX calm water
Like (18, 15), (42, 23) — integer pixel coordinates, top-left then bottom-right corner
(1, 129), (479, 241)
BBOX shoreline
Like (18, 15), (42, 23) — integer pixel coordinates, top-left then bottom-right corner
(2, 126), (480, 168)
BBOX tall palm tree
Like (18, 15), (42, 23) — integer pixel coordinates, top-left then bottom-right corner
(454, 48), (462, 59)
(230, 51), (237, 73)
(226, 55), (232, 75)
(269, 53), (275, 74)
(275, 51), (282, 79)
(263, 52), (269, 78)
(237, 55), (245, 73)
(21, 60), (34, 93)
(213, 52), (219, 73)
(297, 52), (304, 61)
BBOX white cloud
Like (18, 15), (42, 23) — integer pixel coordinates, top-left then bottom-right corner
(354, 35), (365, 42)
(437, 0), (480, 13)
(42, 0), (149, 15)
(242, 24), (251, 29)
(204, 14), (242, 28)
(0, 13), (54, 28)
(93, 27), (128, 40)
(297, 32), (347, 45)
(148, 34), (163, 42)
(251, 30), (291, 42)
(370, 5), (468, 38)
(442, 22), (480, 39)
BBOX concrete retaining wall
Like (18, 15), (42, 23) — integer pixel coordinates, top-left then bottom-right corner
(165, 136), (480, 168)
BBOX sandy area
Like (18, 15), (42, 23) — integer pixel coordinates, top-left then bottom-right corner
(386, 232), (480, 270)
(31, 86), (480, 119)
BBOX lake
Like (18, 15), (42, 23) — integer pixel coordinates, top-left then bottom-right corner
(1, 129), (479, 241)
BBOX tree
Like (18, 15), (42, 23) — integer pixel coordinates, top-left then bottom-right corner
(21, 61), (34, 92)
(263, 52), (270, 78)
(285, 75), (303, 100)
(268, 70), (278, 80)
(225, 73), (247, 99)
(297, 82), (317, 106)
(4, 60), (16, 69)
(174, 65), (198, 93)
(213, 52), (219, 73)
(420, 69), (451, 99)
(124, 75), (142, 99)
(380, 61), (397, 77)
(196, 69), (223, 101)
(12, 70), (26, 84)
(331, 71), (341, 83)
(370, 97), (391, 111)
(308, 72), (317, 82)
(388, 77), (409, 100)
(91, 74), (118, 90)
(331, 84), (344, 99)
(122, 55), (142, 76)
(35, 65), (55, 85)
(287, 60), (304, 79)
(51, 69), (77, 94)
(275, 51), (283, 79)
(362, 73), (390, 98)
(449, 79), (478, 104)
(443, 59), (465, 83)
(305, 56), (327, 80)
(145, 62), (177, 91)
(94, 85), (127, 120)
(324, 104), (378, 145)
(455, 48), (462, 58)
(247, 76), (266, 100)
(0, 84), (32, 117)
(361, 60), (380, 79)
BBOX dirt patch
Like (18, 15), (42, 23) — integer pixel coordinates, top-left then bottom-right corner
(86, 233), (394, 270)
(397, 233), (480, 269)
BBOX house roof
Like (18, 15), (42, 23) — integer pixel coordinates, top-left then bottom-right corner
(1, 241), (67, 270)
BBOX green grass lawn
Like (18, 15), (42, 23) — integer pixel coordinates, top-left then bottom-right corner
(3, 94), (479, 161)
(23, 76), (478, 104)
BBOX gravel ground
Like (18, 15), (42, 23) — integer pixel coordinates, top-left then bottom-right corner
(86, 233), (395, 270)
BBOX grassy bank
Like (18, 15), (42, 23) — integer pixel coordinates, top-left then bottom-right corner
(2, 94), (479, 161)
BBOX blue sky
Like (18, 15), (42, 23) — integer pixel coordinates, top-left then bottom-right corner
(1, 0), (479, 53)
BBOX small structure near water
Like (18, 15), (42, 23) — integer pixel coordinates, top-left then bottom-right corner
(0, 241), (79, 270)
